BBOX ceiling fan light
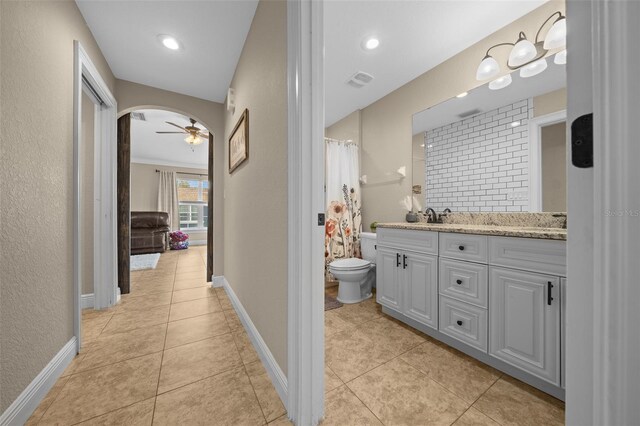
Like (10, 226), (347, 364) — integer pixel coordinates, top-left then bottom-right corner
(554, 49), (567, 65)
(543, 16), (566, 50)
(508, 37), (537, 67)
(185, 134), (203, 146)
(519, 58), (548, 78)
(489, 73), (513, 90)
(476, 55), (500, 81)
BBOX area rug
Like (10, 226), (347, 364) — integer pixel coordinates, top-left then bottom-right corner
(130, 253), (161, 271)
(325, 294), (343, 311)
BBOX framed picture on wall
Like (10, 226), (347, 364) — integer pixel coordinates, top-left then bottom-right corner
(229, 109), (249, 173)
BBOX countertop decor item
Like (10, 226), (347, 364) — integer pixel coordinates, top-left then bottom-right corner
(229, 108), (249, 173)
(405, 212), (418, 223)
(370, 221), (378, 232)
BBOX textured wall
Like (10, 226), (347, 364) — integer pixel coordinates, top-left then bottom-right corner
(0, 0), (115, 412)
(115, 80), (225, 275)
(130, 162), (209, 243)
(425, 99), (532, 212)
(359, 1), (565, 227)
(223, 0), (288, 374)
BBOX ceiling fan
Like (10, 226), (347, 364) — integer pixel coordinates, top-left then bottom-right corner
(156, 118), (209, 146)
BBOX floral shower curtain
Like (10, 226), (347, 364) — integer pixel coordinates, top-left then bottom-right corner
(325, 140), (362, 273)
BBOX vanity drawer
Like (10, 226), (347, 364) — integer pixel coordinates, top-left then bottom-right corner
(439, 233), (488, 263)
(439, 296), (488, 352)
(489, 236), (566, 276)
(376, 228), (438, 255)
(439, 258), (488, 308)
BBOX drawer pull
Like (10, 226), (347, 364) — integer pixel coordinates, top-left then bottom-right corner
(458, 245), (465, 251)
(456, 279), (462, 285)
(456, 320), (463, 326)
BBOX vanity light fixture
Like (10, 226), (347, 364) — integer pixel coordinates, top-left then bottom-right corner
(475, 11), (566, 82)
(520, 58), (548, 78)
(420, 143), (425, 147)
(363, 37), (380, 50)
(488, 74), (512, 90)
(554, 49), (567, 65)
(158, 34), (182, 51)
(456, 92), (469, 98)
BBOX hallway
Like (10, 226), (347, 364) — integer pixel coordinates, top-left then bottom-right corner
(26, 247), (287, 425)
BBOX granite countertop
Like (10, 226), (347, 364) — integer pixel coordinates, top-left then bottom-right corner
(376, 222), (567, 240)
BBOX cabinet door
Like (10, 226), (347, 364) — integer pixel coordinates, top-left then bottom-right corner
(402, 252), (438, 329)
(489, 267), (560, 385)
(376, 246), (401, 310)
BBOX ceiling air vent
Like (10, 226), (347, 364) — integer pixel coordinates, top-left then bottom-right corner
(458, 108), (482, 119)
(347, 71), (374, 88)
(131, 112), (146, 121)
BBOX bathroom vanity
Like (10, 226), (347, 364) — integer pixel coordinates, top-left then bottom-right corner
(375, 222), (566, 400)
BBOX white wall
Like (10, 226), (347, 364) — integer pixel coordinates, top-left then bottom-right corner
(425, 99), (532, 212)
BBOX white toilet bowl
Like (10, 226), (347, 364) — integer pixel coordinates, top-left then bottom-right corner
(328, 232), (377, 304)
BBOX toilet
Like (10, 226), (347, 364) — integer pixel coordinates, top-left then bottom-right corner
(329, 232), (377, 304)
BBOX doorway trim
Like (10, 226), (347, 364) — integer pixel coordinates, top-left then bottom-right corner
(73, 41), (118, 350)
(527, 109), (567, 211)
(286, 0), (325, 423)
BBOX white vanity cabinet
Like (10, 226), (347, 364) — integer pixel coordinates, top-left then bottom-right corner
(376, 229), (439, 330)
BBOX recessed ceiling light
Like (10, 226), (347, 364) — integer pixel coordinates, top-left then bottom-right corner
(456, 92), (468, 98)
(158, 34), (181, 51)
(510, 121), (521, 127)
(363, 37), (380, 50)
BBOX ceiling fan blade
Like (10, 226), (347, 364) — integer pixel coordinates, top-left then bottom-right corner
(156, 131), (186, 134)
(198, 132), (210, 138)
(165, 121), (188, 132)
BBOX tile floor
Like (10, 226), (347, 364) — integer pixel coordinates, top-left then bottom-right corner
(26, 247), (286, 425)
(26, 247), (564, 425)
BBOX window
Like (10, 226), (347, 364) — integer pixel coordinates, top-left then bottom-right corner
(177, 175), (209, 230)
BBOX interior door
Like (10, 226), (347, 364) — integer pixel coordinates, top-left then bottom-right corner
(117, 114), (131, 294)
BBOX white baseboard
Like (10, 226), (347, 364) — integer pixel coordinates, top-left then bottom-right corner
(81, 293), (94, 309)
(212, 275), (225, 288)
(0, 337), (77, 426)
(220, 277), (288, 406)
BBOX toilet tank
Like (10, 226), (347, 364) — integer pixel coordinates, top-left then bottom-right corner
(360, 232), (377, 262)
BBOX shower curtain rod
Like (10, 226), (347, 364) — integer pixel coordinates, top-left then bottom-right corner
(155, 169), (208, 178)
(324, 137), (358, 146)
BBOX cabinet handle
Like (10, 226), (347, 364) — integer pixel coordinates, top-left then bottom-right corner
(547, 281), (554, 305)
(396, 253), (401, 267)
(456, 320), (463, 326)
(456, 279), (462, 285)
(403, 254), (408, 269)
(458, 245), (465, 251)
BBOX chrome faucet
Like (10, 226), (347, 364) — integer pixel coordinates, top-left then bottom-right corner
(439, 208), (452, 223)
(425, 208), (438, 223)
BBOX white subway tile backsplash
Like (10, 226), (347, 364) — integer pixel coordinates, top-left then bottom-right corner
(425, 99), (531, 212)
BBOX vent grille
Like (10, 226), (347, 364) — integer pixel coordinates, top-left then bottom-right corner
(347, 71), (374, 88)
(131, 112), (146, 121)
(458, 108), (482, 119)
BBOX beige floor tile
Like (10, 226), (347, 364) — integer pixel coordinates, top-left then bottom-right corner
(400, 340), (500, 403)
(325, 327), (396, 382)
(233, 330), (260, 365)
(25, 376), (70, 425)
(171, 286), (217, 304)
(165, 312), (230, 349)
(77, 398), (155, 425)
(82, 308), (116, 321)
(348, 358), (469, 425)
(323, 385), (382, 426)
(324, 310), (354, 338)
(158, 334), (243, 394)
(101, 305), (170, 335)
(61, 353), (86, 378)
(215, 287), (234, 311)
(82, 315), (112, 342)
(332, 298), (382, 327)
(360, 316), (426, 356)
(130, 281), (174, 296)
(473, 376), (565, 426)
(154, 367), (265, 425)
(76, 324), (166, 372)
(453, 407), (501, 426)
(174, 270), (207, 281)
(325, 366), (343, 394)
(268, 415), (293, 425)
(168, 297), (222, 322)
(172, 278), (209, 291)
(115, 291), (172, 312)
(223, 309), (243, 332)
(246, 360), (286, 422)
(39, 353), (161, 425)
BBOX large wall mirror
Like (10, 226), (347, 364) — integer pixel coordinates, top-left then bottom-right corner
(412, 52), (566, 213)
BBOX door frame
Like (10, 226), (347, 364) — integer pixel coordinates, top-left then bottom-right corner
(286, 0), (325, 423)
(73, 41), (118, 350)
(527, 109), (567, 211)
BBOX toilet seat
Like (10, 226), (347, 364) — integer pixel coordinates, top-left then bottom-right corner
(329, 258), (371, 271)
